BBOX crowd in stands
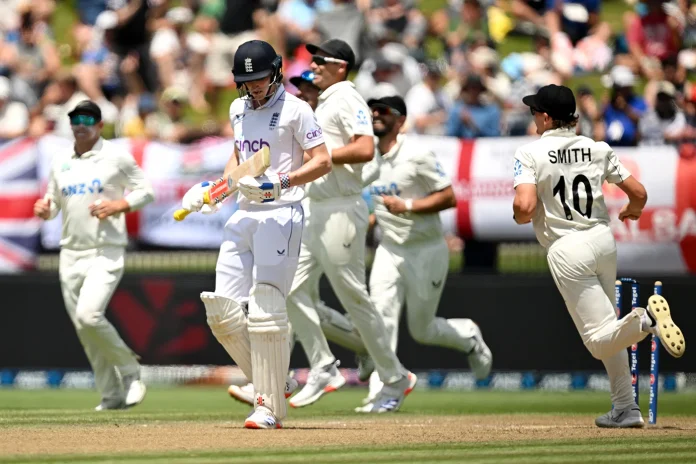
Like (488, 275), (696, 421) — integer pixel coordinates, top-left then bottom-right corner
(0, 0), (694, 148)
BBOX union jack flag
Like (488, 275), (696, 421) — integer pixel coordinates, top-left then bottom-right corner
(0, 138), (40, 273)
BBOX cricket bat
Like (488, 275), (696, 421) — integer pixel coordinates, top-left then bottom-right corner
(173, 146), (271, 221)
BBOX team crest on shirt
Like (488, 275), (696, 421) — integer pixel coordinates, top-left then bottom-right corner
(356, 109), (369, 126)
(245, 58), (253, 72)
(269, 112), (279, 129)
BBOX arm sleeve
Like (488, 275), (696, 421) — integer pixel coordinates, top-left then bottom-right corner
(293, 102), (325, 151)
(118, 151), (155, 211)
(338, 96), (374, 137)
(45, 163), (61, 220)
(361, 148), (382, 187)
(604, 145), (632, 184)
(513, 148), (537, 188)
(416, 151), (451, 193)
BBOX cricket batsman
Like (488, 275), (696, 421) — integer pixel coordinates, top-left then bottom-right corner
(512, 84), (686, 428)
(180, 40), (331, 429)
(34, 100), (154, 411)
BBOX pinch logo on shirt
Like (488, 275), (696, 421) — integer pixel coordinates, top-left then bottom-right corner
(235, 138), (271, 153)
(61, 179), (104, 197)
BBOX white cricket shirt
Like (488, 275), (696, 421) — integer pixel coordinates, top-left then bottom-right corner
(307, 80), (374, 201)
(369, 135), (451, 245)
(230, 84), (324, 209)
(45, 138), (154, 250)
(513, 128), (631, 249)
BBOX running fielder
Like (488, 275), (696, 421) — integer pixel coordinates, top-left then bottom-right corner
(180, 40), (331, 429)
(33, 100), (153, 411)
(513, 84), (685, 428)
(286, 39), (415, 413)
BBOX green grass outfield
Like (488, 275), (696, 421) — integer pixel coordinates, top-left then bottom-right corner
(1, 388), (696, 463)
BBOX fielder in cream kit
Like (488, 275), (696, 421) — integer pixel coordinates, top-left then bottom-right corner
(360, 96), (493, 404)
(180, 40), (331, 429)
(513, 84), (686, 428)
(34, 100), (154, 411)
(286, 40), (416, 413)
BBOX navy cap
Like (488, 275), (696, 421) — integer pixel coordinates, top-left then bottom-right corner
(233, 40), (279, 84)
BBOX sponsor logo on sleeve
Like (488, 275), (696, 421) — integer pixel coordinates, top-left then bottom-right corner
(356, 109), (369, 126)
(513, 159), (522, 178)
(306, 127), (323, 141)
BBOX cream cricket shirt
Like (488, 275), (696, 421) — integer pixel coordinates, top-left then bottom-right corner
(306, 80), (374, 201)
(230, 84), (325, 209)
(369, 135), (451, 245)
(513, 128), (631, 249)
(45, 138), (154, 250)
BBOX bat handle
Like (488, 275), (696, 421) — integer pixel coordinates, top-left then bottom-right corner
(172, 189), (212, 221)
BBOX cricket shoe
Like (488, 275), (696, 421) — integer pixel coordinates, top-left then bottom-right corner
(94, 399), (126, 411)
(244, 405), (282, 429)
(289, 360), (346, 408)
(595, 405), (645, 428)
(362, 371), (382, 405)
(122, 373), (147, 408)
(356, 354), (375, 383)
(646, 295), (685, 358)
(229, 378), (299, 406)
(355, 372), (417, 413)
(467, 324), (493, 380)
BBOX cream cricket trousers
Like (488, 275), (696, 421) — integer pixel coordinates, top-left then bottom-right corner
(547, 224), (647, 409)
(287, 195), (407, 384)
(370, 238), (477, 353)
(59, 247), (140, 401)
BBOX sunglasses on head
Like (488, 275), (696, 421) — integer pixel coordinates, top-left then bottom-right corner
(70, 114), (98, 126)
(370, 105), (401, 117)
(311, 55), (347, 66)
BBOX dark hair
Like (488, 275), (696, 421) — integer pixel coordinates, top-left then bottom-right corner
(20, 11), (33, 31)
(552, 115), (579, 130)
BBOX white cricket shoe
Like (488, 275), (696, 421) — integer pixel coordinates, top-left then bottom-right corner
(362, 371), (382, 405)
(355, 372), (417, 413)
(229, 377), (299, 406)
(122, 373), (147, 408)
(467, 324), (493, 380)
(94, 399), (125, 411)
(289, 361), (346, 408)
(244, 405), (282, 429)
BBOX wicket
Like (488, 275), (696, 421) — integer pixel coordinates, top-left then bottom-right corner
(615, 278), (663, 425)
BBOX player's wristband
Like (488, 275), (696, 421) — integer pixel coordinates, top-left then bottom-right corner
(279, 173), (290, 190)
(404, 199), (413, 212)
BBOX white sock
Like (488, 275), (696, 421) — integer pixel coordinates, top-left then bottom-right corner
(639, 308), (655, 333)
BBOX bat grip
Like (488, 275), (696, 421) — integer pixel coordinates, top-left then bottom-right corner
(173, 189), (212, 221)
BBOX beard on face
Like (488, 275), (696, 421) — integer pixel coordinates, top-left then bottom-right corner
(373, 117), (394, 137)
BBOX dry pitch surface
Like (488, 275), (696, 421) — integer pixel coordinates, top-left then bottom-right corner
(1, 388), (695, 463)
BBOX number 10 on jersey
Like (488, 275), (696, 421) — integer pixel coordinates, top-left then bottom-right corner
(553, 175), (593, 220)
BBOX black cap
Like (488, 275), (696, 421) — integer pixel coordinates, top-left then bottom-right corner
(67, 100), (102, 122)
(522, 84), (576, 122)
(233, 40), (280, 84)
(289, 70), (318, 88)
(306, 39), (355, 72)
(367, 95), (407, 117)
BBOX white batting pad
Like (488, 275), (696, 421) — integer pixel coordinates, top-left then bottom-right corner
(248, 284), (290, 420)
(201, 292), (253, 382)
(317, 301), (367, 355)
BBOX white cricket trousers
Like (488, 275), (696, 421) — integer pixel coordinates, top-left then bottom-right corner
(370, 238), (477, 353)
(546, 224), (647, 409)
(287, 195), (407, 384)
(59, 247), (140, 401)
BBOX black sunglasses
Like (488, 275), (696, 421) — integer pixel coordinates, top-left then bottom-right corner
(370, 105), (401, 117)
(530, 107), (543, 116)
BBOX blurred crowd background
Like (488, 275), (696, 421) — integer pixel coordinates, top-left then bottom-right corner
(0, 0), (694, 148)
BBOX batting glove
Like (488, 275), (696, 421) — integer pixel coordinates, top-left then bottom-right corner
(181, 181), (211, 213)
(238, 173), (290, 203)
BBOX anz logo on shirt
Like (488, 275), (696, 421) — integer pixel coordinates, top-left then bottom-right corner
(370, 183), (401, 197)
(62, 179), (104, 197)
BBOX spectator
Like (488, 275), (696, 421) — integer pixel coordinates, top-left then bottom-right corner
(122, 92), (158, 137)
(314, 0), (373, 65)
(289, 70), (320, 111)
(30, 71), (90, 139)
(644, 55), (688, 107)
(602, 65), (647, 147)
(638, 81), (687, 145)
(145, 86), (189, 142)
(404, 60), (451, 135)
(1, 9), (59, 108)
(509, 0), (547, 35)
(575, 86), (603, 140)
(431, 0), (490, 62)
(0, 76), (29, 140)
(354, 42), (422, 100)
(621, 0), (681, 80)
(78, 0), (108, 26)
(276, 0), (328, 53)
(366, 0), (427, 54)
(446, 74), (501, 138)
(149, 7), (209, 111)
